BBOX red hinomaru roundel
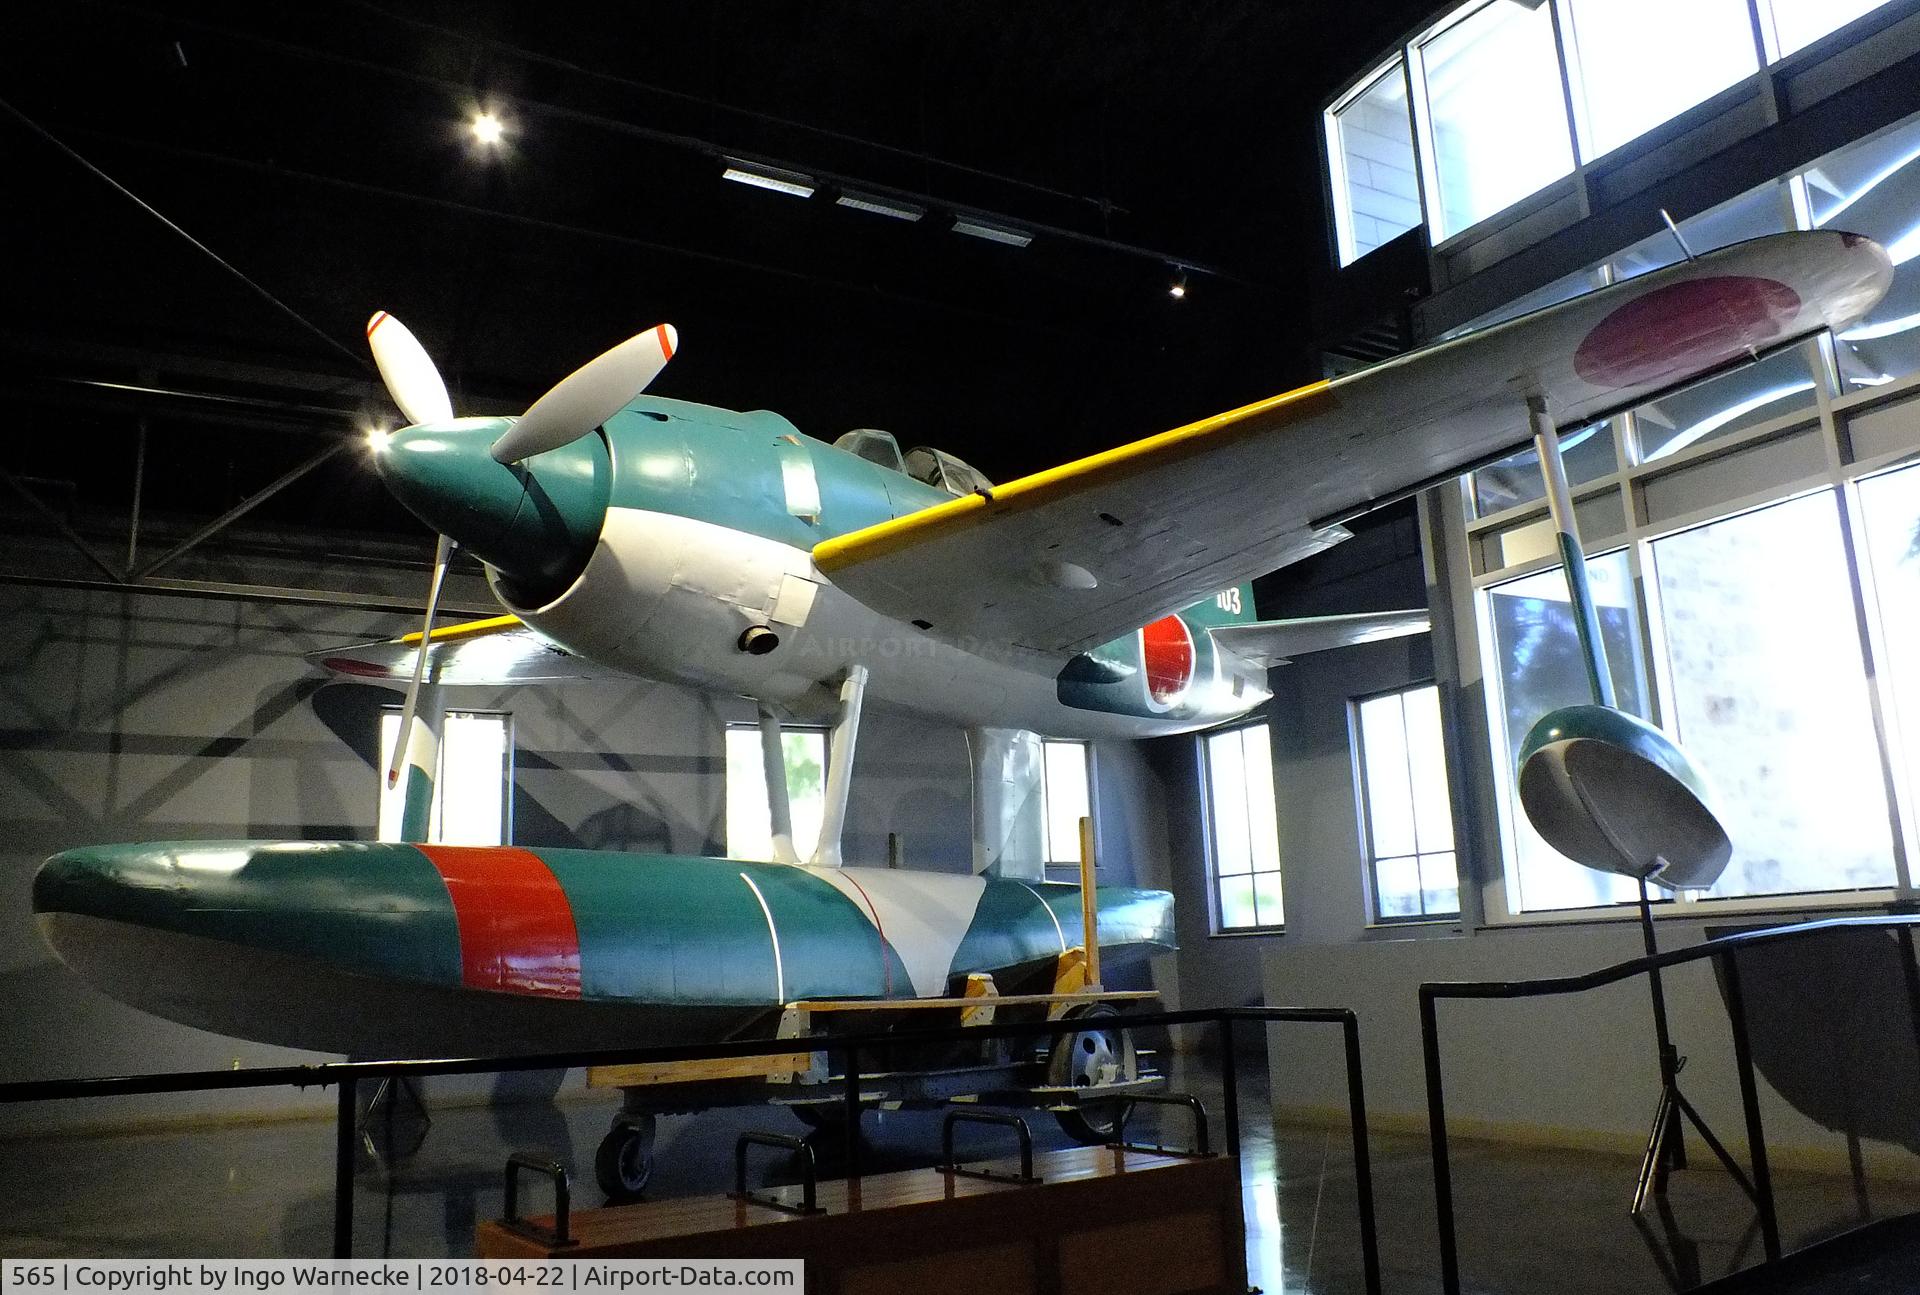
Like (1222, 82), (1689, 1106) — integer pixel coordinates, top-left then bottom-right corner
(1141, 615), (1195, 707)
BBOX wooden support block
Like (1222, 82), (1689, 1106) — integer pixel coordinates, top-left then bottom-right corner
(586, 1051), (811, 1089)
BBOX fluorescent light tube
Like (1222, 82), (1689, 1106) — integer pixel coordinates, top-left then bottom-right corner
(721, 158), (816, 198)
(951, 217), (1032, 247)
(835, 190), (926, 221)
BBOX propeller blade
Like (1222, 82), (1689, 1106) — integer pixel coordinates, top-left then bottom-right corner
(490, 323), (677, 463)
(386, 534), (454, 790)
(367, 312), (453, 426)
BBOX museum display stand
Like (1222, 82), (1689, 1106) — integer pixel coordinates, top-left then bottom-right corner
(476, 1116), (1247, 1295)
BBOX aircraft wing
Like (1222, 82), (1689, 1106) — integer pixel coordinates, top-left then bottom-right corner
(814, 230), (1891, 654)
(1211, 610), (1429, 669)
(311, 615), (608, 685)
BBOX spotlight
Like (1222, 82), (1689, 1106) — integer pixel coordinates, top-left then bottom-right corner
(364, 426), (392, 454)
(470, 112), (505, 145)
(1169, 268), (1188, 299)
(721, 158), (817, 198)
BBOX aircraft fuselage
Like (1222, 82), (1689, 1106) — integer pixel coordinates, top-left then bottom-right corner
(374, 402), (1269, 737)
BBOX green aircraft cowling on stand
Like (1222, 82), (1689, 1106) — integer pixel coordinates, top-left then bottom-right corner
(33, 229), (1893, 1074)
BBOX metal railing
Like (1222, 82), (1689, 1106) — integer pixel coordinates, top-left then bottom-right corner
(1420, 913), (1920, 1295)
(0, 1004), (1382, 1293)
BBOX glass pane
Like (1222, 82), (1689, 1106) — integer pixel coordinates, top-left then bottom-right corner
(1634, 346), (1819, 462)
(1374, 855), (1423, 918)
(1420, 0), (1575, 240)
(1484, 553), (1648, 911)
(1653, 492), (1896, 896)
(1405, 686), (1456, 853)
(1852, 465), (1920, 838)
(1218, 875), (1258, 930)
(724, 727), (771, 861)
(1331, 63), (1422, 264)
(1563, 0), (1757, 159)
(1206, 730), (1252, 875)
(1253, 871), (1286, 928)
(726, 727), (825, 861)
(1474, 423), (1619, 517)
(1241, 727), (1282, 875)
(439, 713), (506, 846)
(784, 731), (827, 860)
(1611, 183), (1791, 283)
(1043, 740), (1092, 863)
(377, 711), (506, 845)
(1420, 852), (1462, 916)
(1803, 114), (1920, 392)
(1359, 693), (1417, 858)
(1763, 0), (1894, 59)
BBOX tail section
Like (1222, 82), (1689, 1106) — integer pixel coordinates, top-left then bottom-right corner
(1178, 583), (1258, 629)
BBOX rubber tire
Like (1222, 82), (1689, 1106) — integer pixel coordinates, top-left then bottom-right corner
(594, 1116), (657, 1202)
(1049, 1003), (1133, 1144)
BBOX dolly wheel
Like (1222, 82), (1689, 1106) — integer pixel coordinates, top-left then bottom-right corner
(594, 1113), (657, 1201)
(1050, 1003), (1133, 1144)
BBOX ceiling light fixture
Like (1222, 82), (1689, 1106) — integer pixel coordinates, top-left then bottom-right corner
(835, 190), (926, 221)
(951, 216), (1033, 248)
(721, 158), (817, 198)
(470, 111), (505, 145)
(1169, 267), (1189, 299)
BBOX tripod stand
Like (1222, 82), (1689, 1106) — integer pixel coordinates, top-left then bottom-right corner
(1628, 874), (1756, 1216)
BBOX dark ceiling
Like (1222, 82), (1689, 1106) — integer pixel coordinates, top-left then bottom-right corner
(0, 0), (1439, 543)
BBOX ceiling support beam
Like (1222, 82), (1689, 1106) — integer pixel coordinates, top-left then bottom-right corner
(132, 440), (347, 581)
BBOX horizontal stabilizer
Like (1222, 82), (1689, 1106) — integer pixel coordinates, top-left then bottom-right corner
(310, 615), (603, 686)
(1210, 609), (1428, 669)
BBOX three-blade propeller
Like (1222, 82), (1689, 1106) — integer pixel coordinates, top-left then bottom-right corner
(365, 312), (679, 823)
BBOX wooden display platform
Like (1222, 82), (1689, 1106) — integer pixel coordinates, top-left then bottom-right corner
(477, 1145), (1246, 1295)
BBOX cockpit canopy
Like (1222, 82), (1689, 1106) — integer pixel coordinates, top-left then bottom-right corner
(833, 429), (995, 497)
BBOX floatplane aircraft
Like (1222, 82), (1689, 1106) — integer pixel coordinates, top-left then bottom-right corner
(32, 229), (1891, 1175)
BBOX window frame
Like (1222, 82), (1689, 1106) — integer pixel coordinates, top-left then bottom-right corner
(1323, 56), (1425, 267)
(1454, 364), (1920, 925)
(1200, 721), (1286, 936)
(1351, 682), (1463, 925)
(1039, 737), (1096, 868)
(377, 708), (515, 846)
(723, 721), (830, 863)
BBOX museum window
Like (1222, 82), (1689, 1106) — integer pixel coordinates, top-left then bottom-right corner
(1040, 739), (1093, 866)
(1324, 1), (1906, 271)
(1411, 0), (1574, 242)
(1481, 553), (1648, 914)
(724, 724), (827, 862)
(1650, 492), (1899, 899)
(1353, 684), (1460, 922)
(1856, 463), (1920, 821)
(1325, 59), (1422, 266)
(1558, 0), (1756, 162)
(1804, 113), (1920, 393)
(1758, 0), (1896, 60)
(376, 710), (512, 846)
(1203, 723), (1284, 932)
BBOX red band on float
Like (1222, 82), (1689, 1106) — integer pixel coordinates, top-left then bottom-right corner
(419, 845), (582, 999)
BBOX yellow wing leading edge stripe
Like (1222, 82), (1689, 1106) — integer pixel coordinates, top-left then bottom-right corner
(812, 379), (1335, 572)
(399, 614), (523, 646)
